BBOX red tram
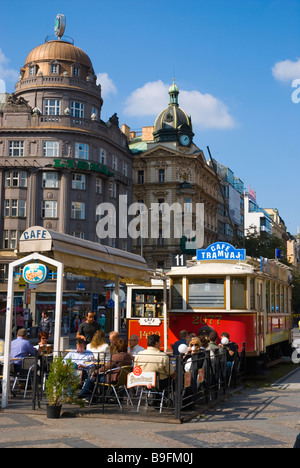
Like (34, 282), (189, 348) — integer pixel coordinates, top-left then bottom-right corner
(127, 243), (293, 360)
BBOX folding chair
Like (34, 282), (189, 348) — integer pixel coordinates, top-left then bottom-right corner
(136, 373), (170, 414)
(91, 366), (133, 409)
(12, 357), (36, 398)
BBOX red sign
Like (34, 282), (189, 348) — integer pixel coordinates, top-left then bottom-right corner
(128, 319), (166, 350)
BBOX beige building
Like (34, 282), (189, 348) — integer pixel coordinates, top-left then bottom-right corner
(0, 27), (133, 323)
(123, 81), (219, 270)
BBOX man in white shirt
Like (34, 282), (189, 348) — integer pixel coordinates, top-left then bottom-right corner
(128, 334), (145, 356)
(134, 334), (175, 390)
(64, 338), (94, 373)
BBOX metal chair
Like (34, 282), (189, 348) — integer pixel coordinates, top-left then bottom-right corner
(137, 386), (166, 413)
(136, 373), (171, 414)
(91, 365), (133, 409)
(12, 357), (36, 398)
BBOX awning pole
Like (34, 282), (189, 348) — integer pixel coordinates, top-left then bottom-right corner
(163, 278), (168, 352)
(114, 275), (120, 333)
(53, 262), (64, 357)
(2, 263), (14, 409)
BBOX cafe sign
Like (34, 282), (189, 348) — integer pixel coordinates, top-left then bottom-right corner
(52, 158), (115, 177)
(23, 263), (49, 285)
(197, 242), (246, 261)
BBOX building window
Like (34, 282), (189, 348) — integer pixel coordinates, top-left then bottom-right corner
(75, 143), (89, 160)
(96, 178), (102, 194)
(112, 155), (118, 171)
(71, 202), (85, 220)
(70, 101), (84, 118)
(42, 172), (58, 188)
(72, 174), (86, 190)
(72, 66), (81, 77)
(42, 201), (57, 218)
(10, 231), (17, 249)
(5, 171), (27, 187)
(43, 141), (59, 157)
(4, 199), (26, 217)
(137, 170), (144, 184)
(71, 232), (85, 239)
(9, 141), (24, 157)
(109, 182), (117, 198)
(19, 200), (26, 217)
(158, 169), (165, 183)
(122, 162), (128, 177)
(44, 99), (60, 116)
(91, 107), (98, 120)
(29, 66), (36, 76)
(99, 148), (106, 165)
(50, 63), (59, 74)
(184, 197), (193, 213)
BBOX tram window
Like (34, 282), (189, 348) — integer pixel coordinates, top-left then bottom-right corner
(266, 281), (270, 314)
(231, 278), (246, 309)
(188, 278), (225, 309)
(131, 289), (164, 318)
(171, 278), (183, 309)
(250, 278), (255, 310)
(270, 282), (275, 312)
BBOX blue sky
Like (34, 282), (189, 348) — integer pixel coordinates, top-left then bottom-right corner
(1, 0), (300, 234)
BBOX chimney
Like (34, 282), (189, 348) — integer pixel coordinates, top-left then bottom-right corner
(121, 123), (130, 141)
(142, 126), (154, 141)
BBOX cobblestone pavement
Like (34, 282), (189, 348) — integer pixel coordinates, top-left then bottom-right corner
(1, 369), (300, 449)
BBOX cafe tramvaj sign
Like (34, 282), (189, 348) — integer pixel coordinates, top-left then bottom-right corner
(196, 242), (246, 261)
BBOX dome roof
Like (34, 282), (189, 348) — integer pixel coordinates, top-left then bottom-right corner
(154, 80), (192, 133)
(154, 105), (191, 132)
(25, 40), (93, 69)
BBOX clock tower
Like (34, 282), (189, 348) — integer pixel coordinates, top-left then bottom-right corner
(153, 79), (194, 146)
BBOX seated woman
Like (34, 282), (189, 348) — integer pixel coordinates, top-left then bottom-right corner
(34, 331), (50, 351)
(78, 338), (132, 402)
(87, 330), (110, 362)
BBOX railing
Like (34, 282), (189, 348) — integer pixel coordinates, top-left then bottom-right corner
(7, 344), (246, 420)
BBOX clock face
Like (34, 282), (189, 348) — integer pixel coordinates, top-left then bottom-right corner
(179, 134), (190, 146)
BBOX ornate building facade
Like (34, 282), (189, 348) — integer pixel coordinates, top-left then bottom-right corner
(0, 24), (132, 323)
(124, 81), (219, 270)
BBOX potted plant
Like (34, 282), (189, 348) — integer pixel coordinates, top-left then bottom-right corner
(45, 356), (84, 418)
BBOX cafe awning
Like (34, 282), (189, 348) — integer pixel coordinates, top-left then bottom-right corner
(18, 226), (150, 285)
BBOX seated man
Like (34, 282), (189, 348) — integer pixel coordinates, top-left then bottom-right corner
(134, 334), (175, 391)
(172, 330), (188, 356)
(64, 338), (94, 380)
(128, 334), (145, 356)
(10, 328), (38, 373)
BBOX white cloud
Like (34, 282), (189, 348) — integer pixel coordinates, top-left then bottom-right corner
(0, 79), (5, 93)
(0, 48), (19, 84)
(272, 58), (300, 83)
(180, 89), (235, 130)
(124, 80), (169, 116)
(123, 80), (235, 130)
(96, 73), (117, 98)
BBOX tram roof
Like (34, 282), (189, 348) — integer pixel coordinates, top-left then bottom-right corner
(167, 256), (292, 280)
(167, 260), (255, 277)
(18, 226), (151, 285)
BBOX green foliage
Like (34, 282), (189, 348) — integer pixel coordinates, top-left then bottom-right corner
(45, 356), (84, 407)
(244, 226), (287, 261)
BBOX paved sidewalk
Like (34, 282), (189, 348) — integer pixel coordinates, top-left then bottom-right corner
(1, 370), (300, 448)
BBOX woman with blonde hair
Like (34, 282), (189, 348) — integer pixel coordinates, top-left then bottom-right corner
(87, 329), (110, 361)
